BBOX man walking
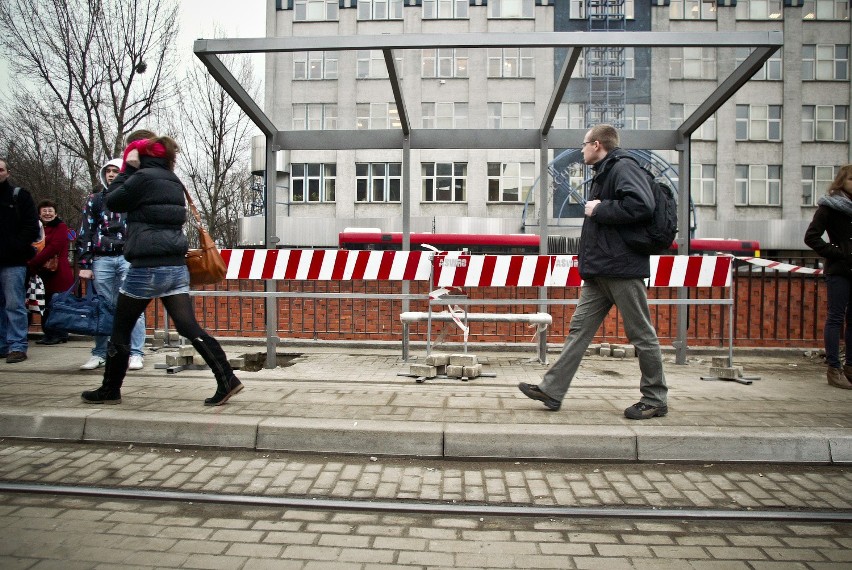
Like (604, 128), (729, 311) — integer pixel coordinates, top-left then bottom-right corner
(518, 124), (668, 419)
(0, 158), (40, 363)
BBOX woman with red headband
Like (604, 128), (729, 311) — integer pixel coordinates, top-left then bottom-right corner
(79, 134), (243, 406)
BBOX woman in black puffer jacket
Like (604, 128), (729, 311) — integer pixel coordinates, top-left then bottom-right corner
(80, 135), (243, 406)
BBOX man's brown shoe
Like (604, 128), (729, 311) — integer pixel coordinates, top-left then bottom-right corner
(827, 367), (852, 390)
(518, 382), (561, 411)
(6, 351), (27, 364)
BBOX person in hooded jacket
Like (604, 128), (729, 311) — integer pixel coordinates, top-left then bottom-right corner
(80, 135), (243, 406)
(805, 164), (852, 390)
(76, 157), (147, 370)
(28, 200), (74, 344)
(517, 124), (668, 420)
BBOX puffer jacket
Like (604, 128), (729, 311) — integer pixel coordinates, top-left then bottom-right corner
(76, 158), (129, 270)
(804, 202), (852, 276)
(577, 148), (655, 280)
(104, 155), (188, 268)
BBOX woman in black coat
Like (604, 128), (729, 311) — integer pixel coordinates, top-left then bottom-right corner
(805, 164), (852, 390)
(80, 135), (243, 406)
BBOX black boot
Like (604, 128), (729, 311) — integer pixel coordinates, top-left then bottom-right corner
(191, 335), (243, 406)
(81, 342), (129, 404)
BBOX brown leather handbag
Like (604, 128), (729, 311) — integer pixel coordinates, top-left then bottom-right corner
(183, 187), (227, 286)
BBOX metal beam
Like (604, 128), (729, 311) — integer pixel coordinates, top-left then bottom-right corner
(383, 49), (410, 135)
(193, 31), (783, 54)
(679, 45), (780, 138)
(194, 49), (277, 136)
(541, 47), (582, 136)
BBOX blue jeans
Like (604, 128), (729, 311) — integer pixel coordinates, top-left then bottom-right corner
(0, 265), (28, 354)
(92, 256), (145, 358)
(539, 277), (668, 408)
(824, 274), (852, 369)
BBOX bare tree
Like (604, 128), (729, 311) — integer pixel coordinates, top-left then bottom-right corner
(176, 55), (260, 248)
(0, 0), (179, 189)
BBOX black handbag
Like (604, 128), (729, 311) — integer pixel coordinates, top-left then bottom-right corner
(44, 279), (115, 337)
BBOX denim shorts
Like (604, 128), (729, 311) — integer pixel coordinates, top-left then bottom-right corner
(120, 265), (190, 299)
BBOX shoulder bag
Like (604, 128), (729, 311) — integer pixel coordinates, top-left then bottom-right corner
(183, 187), (227, 286)
(44, 279), (114, 336)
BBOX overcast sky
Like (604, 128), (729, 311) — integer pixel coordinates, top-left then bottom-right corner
(0, 0), (265, 99)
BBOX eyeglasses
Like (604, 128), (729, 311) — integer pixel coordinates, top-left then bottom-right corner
(580, 140), (596, 148)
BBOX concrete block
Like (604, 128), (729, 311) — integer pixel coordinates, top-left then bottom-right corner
(709, 366), (744, 379)
(463, 364), (482, 378)
(153, 330), (180, 341)
(0, 406), (93, 441)
(446, 364), (464, 378)
(449, 354), (478, 366)
(599, 347), (611, 357)
(84, 411), (258, 449)
(612, 348), (626, 358)
(257, 418), (443, 456)
(635, 426), (833, 463)
(828, 431), (852, 463)
(409, 364), (437, 378)
(425, 353), (450, 366)
(178, 345), (197, 357)
(166, 355), (193, 367)
(229, 357), (245, 369)
(711, 356), (730, 367)
(600, 342), (611, 349)
(445, 424), (636, 460)
(619, 345), (636, 358)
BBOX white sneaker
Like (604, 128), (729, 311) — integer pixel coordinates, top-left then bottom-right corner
(128, 355), (144, 370)
(80, 356), (106, 370)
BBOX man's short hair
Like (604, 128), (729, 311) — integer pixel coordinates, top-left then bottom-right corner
(0, 157), (8, 169)
(588, 124), (619, 151)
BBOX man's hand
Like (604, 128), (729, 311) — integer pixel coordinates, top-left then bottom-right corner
(79, 269), (93, 280)
(584, 199), (601, 217)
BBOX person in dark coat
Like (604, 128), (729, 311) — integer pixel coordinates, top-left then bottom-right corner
(28, 200), (74, 344)
(805, 164), (852, 390)
(517, 124), (668, 419)
(80, 134), (243, 406)
(0, 158), (40, 364)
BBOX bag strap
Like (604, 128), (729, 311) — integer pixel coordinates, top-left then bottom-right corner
(182, 186), (203, 228)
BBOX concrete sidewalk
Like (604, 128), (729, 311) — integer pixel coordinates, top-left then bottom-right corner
(0, 338), (850, 464)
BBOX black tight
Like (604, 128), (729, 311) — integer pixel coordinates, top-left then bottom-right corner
(112, 293), (204, 346)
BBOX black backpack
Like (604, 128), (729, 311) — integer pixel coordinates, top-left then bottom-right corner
(614, 156), (679, 255)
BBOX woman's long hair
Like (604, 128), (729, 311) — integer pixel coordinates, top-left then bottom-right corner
(149, 136), (179, 171)
(827, 164), (852, 197)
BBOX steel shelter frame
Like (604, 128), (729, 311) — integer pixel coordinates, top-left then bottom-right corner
(194, 31), (782, 368)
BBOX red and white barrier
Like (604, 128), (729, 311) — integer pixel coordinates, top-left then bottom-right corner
(735, 256), (823, 275)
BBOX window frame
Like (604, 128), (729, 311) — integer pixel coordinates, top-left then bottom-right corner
(293, 0), (338, 22)
(487, 102), (535, 129)
(735, 104), (782, 142)
(293, 51), (338, 81)
(357, 0), (404, 20)
(802, 105), (849, 142)
(421, 162), (468, 202)
(669, 47), (717, 80)
(691, 164), (717, 206)
(734, 164), (782, 206)
(421, 102), (469, 129)
(802, 0), (849, 20)
(487, 162), (535, 203)
(802, 44), (849, 81)
(356, 102), (401, 130)
(488, 0), (535, 19)
(487, 48), (535, 78)
(421, 49), (469, 79)
(422, 0), (468, 19)
(735, 47), (782, 80)
(290, 163), (337, 203)
(292, 103), (338, 131)
(801, 165), (838, 206)
(356, 162), (403, 203)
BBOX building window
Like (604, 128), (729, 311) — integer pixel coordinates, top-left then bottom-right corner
(356, 163), (402, 202)
(802, 45), (849, 81)
(488, 0), (534, 18)
(357, 50), (403, 79)
(691, 164), (716, 206)
(567, 103), (586, 129)
(802, 166), (838, 206)
(487, 48), (535, 78)
(802, 105), (849, 141)
(422, 162), (467, 202)
(488, 162), (534, 202)
(736, 105), (782, 141)
(575, 47), (635, 79)
(291, 163), (336, 203)
(422, 0), (468, 19)
(292, 104), (337, 130)
(357, 0), (403, 20)
(422, 102), (468, 128)
(569, 0), (634, 18)
(551, 103), (570, 130)
(670, 104), (716, 140)
(734, 48), (782, 81)
(735, 164), (781, 206)
(735, 0), (783, 19)
(669, 0), (717, 19)
(487, 102), (535, 129)
(803, 0), (850, 20)
(293, 52), (338, 80)
(356, 103), (400, 130)
(670, 47), (716, 80)
(623, 104), (650, 130)
(422, 49), (468, 78)
(294, 0), (338, 21)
